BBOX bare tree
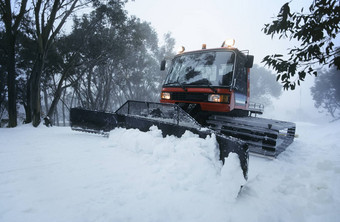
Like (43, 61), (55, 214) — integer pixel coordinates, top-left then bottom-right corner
(0, 0), (29, 127)
(29, 0), (87, 127)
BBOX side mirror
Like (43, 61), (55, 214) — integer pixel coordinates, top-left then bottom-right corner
(245, 55), (254, 68)
(160, 60), (166, 71)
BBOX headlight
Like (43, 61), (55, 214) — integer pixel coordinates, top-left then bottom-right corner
(161, 92), (171, 100)
(208, 94), (229, 103)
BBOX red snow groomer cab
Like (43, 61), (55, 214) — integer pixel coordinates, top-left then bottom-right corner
(160, 39), (296, 157)
(160, 39), (259, 118)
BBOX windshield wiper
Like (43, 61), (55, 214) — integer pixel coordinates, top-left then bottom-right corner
(184, 79), (217, 93)
(164, 77), (187, 91)
(205, 83), (217, 93)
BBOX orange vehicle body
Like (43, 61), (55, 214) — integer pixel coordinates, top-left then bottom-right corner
(160, 46), (253, 117)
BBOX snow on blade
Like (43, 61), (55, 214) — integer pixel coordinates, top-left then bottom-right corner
(220, 153), (246, 202)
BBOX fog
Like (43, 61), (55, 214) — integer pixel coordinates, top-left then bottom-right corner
(126, 0), (311, 62)
(126, 0), (329, 123)
(265, 77), (330, 123)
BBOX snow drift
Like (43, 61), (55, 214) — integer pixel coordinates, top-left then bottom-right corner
(0, 121), (339, 222)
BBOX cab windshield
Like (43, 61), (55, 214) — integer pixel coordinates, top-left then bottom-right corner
(164, 51), (235, 87)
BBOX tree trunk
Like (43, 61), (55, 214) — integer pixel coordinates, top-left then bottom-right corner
(30, 54), (44, 127)
(7, 36), (17, 127)
(25, 78), (32, 123)
(24, 78), (32, 123)
(62, 87), (66, 126)
(47, 74), (66, 120)
(1, 0), (28, 127)
(87, 70), (94, 109)
(54, 107), (59, 126)
(43, 88), (49, 116)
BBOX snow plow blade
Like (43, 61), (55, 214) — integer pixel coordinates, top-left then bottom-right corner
(70, 108), (118, 134)
(70, 100), (249, 179)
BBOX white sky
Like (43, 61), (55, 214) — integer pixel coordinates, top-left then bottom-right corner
(125, 0), (333, 122)
(125, 0), (312, 64)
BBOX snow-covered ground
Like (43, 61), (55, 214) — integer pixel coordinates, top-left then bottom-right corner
(0, 120), (339, 222)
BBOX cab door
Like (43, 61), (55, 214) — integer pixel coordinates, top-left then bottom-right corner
(233, 56), (248, 107)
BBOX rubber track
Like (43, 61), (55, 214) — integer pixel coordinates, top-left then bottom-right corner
(207, 115), (296, 158)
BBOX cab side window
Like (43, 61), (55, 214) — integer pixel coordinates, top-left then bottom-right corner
(234, 57), (247, 95)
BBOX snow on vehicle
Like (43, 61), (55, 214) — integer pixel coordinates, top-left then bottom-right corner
(70, 39), (296, 180)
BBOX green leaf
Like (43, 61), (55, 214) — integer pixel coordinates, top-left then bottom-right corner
(262, 0), (339, 91)
(291, 83), (296, 90)
(276, 74), (281, 81)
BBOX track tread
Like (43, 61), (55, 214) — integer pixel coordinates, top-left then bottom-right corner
(207, 115), (296, 158)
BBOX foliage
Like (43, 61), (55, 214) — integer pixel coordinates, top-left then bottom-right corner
(262, 0), (340, 90)
(159, 32), (176, 60)
(28, 0), (92, 126)
(67, 4), (174, 112)
(311, 68), (340, 120)
(250, 64), (282, 106)
(0, 0), (176, 126)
